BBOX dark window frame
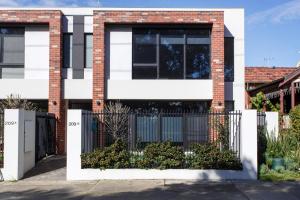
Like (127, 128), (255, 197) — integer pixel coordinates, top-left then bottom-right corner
(0, 27), (25, 68)
(132, 27), (211, 80)
(63, 33), (73, 68)
(84, 33), (93, 69)
(224, 37), (234, 82)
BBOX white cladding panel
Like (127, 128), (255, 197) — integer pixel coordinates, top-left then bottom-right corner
(224, 9), (245, 110)
(107, 80), (213, 100)
(24, 26), (49, 79)
(64, 79), (92, 99)
(0, 79), (48, 99)
(108, 28), (132, 80)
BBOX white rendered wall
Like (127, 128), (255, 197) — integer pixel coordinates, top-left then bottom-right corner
(24, 26), (50, 79)
(224, 9), (245, 110)
(2, 109), (36, 181)
(265, 112), (279, 138)
(64, 79), (92, 99)
(107, 80), (213, 100)
(0, 79), (48, 99)
(107, 27), (132, 80)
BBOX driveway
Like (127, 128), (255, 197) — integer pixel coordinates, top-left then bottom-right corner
(0, 180), (299, 200)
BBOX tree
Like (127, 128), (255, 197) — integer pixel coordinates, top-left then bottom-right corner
(103, 101), (130, 141)
(251, 92), (279, 112)
(0, 94), (39, 112)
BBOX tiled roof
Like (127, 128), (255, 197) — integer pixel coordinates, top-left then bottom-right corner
(245, 66), (296, 83)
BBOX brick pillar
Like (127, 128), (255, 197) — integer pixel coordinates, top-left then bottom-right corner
(93, 12), (105, 112)
(93, 12), (106, 148)
(48, 13), (65, 154)
(291, 82), (295, 109)
(210, 14), (225, 111)
(280, 89), (284, 113)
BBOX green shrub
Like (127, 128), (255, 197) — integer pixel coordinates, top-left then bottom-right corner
(81, 139), (130, 169)
(188, 143), (242, 170)
(289, 105), (300, 138)
(266, 133), (284, 158)
(139, 142), (185, 169)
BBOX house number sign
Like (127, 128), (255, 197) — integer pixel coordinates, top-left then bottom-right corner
(4, 121), (17, 125)
(68, 122), (80, 126)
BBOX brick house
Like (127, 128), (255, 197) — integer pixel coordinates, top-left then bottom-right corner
(0, 8), (245, 153)
(245, 66), (300, 113)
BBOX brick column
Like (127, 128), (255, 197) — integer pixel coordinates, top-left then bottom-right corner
(93, 12), (105, 112)
(48, 15), (65, 154)
(291, 82), (295, 109)
(280, 89), (284, 113)
(210, 14), (225, 111)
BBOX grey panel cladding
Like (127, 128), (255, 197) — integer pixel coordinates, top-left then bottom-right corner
(72, 16), (84, 79)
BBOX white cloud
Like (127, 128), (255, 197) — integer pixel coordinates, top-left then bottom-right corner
(248, 0), (300, 24)
(0, 0), (101, 7)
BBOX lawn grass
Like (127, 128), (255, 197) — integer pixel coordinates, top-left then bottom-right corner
(260, 170), (300, 181)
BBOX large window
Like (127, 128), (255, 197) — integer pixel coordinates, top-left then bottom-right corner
(63, 33), (72, 68)
(0, 28), (24, 68)
(132, 28), (211, 79)
(224, 37), (234, 82)
(85, 34), (93, 68)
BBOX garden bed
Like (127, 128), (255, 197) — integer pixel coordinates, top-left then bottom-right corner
(81, 140), (242, 171)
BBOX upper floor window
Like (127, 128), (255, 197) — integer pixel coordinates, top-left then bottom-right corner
(85, 34), (93, 68)
(0, 28), (24, 67)
(224, 37), (234, 82)
(132, 28), (211, 79)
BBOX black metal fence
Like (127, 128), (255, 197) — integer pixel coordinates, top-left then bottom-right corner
(82, 111), (242, 159)
(35, 112), (56, 162)
(0, 112), (3, 168)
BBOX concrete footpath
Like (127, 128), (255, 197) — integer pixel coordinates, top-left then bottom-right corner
(0, 180), (299, 200)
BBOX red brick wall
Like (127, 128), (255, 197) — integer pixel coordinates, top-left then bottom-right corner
(0, 10), (65, 154)
(93, 11), (225, 111)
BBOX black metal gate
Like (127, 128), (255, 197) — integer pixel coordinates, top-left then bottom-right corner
(257, 112), (267, 166)
(35, 112), (56, 162)
(0, 112), (4, 168)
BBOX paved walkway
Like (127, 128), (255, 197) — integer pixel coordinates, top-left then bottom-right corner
(22, 155), (66, 181)
(0, 156), (299, 199)
(0, 180), (299, 200)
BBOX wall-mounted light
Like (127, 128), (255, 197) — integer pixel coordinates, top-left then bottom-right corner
(96, 100), (101, 106)
(218, 101), (222, 106)
(52, 101), (57, 106)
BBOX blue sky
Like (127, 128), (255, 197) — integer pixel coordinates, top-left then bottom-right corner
(1, 0), (300, 67)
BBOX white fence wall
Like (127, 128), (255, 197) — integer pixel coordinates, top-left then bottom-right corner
(67, 109), (258, 181)
(265, 112), (279, 138)
(1, 109), (36, 181)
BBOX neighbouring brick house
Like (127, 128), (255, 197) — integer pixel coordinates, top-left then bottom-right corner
(245, 66), (300, 113)
(0, 8), (245, 154)
(245, 66), (296, 90)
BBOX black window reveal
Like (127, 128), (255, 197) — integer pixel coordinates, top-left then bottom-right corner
(225, 101), (235, 112)
(132, 28), (211, 80)
(224, 37), (234, 82)
(63, 33), (73, 68)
